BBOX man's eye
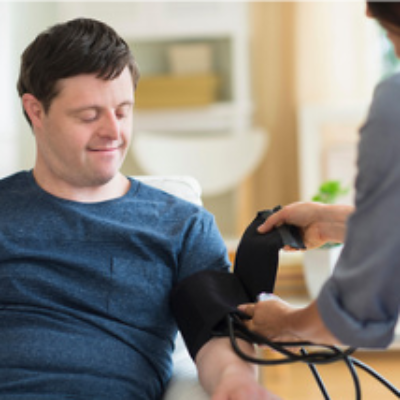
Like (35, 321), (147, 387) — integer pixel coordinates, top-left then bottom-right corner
(80, 114), (97, 123)
(116, 106), (131, 120)
(117, 112), (129, 120)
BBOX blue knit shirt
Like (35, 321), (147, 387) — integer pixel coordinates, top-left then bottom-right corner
(0, 171), (230, 399)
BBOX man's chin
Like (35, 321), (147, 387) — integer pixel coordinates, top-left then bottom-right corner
(78, 168), (118, 188)
(90, 172), (119, 187)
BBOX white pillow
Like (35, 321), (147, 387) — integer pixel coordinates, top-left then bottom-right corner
(134, 175), (202, 206)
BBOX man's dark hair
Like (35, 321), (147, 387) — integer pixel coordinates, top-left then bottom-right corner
(367, 1), (400, 27)
(17, 18), (140, 125)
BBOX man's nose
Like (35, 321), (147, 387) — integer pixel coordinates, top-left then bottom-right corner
(100, 111), (121, 139)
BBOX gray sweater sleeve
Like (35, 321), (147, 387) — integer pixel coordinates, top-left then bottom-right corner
(317, 73), (400, 348)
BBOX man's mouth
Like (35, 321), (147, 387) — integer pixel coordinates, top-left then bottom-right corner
(89, 143), (124, 152)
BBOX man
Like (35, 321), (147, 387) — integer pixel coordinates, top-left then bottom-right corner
(240, 2), (400, 350)
(1, 18), (276, 399)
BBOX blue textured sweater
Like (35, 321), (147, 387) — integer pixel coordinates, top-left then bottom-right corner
(0, 171), (230, 399)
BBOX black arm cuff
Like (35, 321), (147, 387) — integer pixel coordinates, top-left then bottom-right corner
(170, 270), (249, 359)
(170, 208), (305, 360)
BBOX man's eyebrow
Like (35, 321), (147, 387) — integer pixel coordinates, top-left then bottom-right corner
(118, 100), (135, 108)
(67, 101), (134, 115)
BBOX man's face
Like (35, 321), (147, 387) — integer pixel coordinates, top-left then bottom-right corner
(31, 67), (134, 191)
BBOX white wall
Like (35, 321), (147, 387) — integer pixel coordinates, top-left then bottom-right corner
(0, 3), (19, 177)
(294, 2), (382, 202)
(0, 2), (58, 176)
(295, 1), (381, 105)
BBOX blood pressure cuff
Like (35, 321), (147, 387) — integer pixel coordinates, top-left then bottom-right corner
(170, 207), (305, 359)
(170, 270), (250, 359)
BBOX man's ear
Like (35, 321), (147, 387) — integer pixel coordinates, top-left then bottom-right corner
(22, 93), (45, 128)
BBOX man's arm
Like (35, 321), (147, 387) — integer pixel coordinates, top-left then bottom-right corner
(195, 337), (280, 400)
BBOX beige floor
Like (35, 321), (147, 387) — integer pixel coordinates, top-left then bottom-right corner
(260, 350), (400, 400)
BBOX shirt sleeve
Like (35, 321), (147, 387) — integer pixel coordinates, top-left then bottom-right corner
(317, 74), (400, 348)
(177, 208), (231, 283)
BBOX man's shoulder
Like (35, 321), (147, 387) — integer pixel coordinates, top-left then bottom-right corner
(124, 178), (215, 236)
(0, 170), (30, 191)
(130, 178), (205, 214)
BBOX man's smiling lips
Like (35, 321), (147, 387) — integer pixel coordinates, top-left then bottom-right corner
(91, 148), (118, 152)
(88, 143), (124, 153)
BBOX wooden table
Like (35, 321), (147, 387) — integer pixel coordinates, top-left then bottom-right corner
(260, 349), (400, 399)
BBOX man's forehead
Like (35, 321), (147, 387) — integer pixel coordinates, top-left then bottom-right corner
(54, 70), (134, 103)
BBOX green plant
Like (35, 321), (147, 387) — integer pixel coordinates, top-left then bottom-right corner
(312, 180), (349, 248)
(312, 180), (349, 204)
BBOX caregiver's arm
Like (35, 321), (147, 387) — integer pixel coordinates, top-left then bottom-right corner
(258, 202), (354, 249)
(239, 298), (341, 345)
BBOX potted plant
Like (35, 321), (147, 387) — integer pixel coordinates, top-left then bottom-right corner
(303, 180), (349, 298)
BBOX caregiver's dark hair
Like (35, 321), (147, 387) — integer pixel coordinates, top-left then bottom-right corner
(367, 1), (400, 27)
(17, 18), (140, 126)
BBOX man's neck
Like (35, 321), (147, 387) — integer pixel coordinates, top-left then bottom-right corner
(32, 170), (131, 203)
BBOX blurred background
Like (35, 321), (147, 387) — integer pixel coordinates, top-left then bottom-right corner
(0, 1), (397, 240)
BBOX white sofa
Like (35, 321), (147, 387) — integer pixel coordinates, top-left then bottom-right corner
(135, 176), (209, 400)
